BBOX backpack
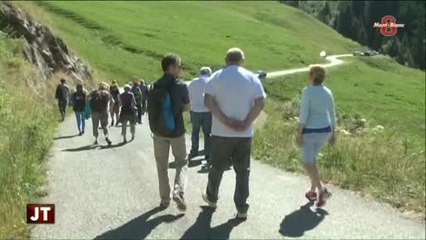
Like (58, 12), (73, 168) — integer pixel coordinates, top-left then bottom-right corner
(132, 86), (143, 105)
(90, 90), (109, 112)
(147, 83), (176, 137)
(55, 85), (62, 99)
(120, 92), (135, 116)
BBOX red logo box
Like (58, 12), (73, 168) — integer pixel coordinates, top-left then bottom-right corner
(26, 204), (55, 224)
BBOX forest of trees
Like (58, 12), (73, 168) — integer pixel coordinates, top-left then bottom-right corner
(282, 1), (425, 69)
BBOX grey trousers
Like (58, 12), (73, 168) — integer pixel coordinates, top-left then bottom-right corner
(92, 111), (108, 138)
(153, 135), (188, 202)
(206, 136), (252, 214)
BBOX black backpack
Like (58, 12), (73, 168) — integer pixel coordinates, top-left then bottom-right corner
(132, 86), (143, 105)
(55, 85), (62, 99)
(90, 90), (109, 112)
(147, 83), (176, 137)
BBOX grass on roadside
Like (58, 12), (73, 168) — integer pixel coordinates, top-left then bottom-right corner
(0, 36), (57, 238)
(253, 96), (425, 215)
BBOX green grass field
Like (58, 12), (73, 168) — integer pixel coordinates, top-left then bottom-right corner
(14, 0), (426, 217)
(22, 1), (359, 81)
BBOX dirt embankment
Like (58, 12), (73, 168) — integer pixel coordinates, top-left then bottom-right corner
(0, 1), (92, 83)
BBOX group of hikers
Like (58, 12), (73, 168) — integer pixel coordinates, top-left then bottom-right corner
(55, 47), (336, 219)
(55, 77), (149, 144)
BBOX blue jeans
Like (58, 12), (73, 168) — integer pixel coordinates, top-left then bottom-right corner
(190, 111), (212, 157)
(75, 111), (85, 133)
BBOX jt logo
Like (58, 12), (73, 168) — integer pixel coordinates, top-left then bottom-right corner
(26, 204), (55, 224)
(373, 15), (405, 37)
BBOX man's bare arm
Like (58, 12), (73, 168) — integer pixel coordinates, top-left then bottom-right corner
(242, 97), (265, 128)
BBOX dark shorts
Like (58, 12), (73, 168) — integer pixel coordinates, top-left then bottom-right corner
(58, 99), (67, 112)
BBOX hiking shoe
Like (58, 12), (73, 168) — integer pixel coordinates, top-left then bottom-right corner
(173, 194), (187, 212)
(105, 137), (112, 146)
(188, 152), (197, 160)
(202, 192), (217, 209)
(160, 200), (170, 209)
(305, 190), (317, 202)
(316, 188), (332, 208)
(236, 212), (248, 220)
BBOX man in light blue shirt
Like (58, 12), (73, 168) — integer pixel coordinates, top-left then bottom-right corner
(188, 66), (212, 162)
(202, 47), (266, 219)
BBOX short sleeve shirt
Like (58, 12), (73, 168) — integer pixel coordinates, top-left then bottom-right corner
(155, 74), (190, 138)
(205, 65), (266, 138)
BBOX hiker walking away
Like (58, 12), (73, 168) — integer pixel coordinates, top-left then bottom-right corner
(55, 78), (71, 122)
(188, 67), (213, 166)
(70, 83), (87, 135)
(132, 80), (144, 124)
(296, 65), (336, 208)
(89, 82), (115, 145)
(110, 80), (121, 127)
(119, 84), (137, 143)
(147, 54), (190, 211)
(202, 48), (266, 220)
(139, 79), (149, 118)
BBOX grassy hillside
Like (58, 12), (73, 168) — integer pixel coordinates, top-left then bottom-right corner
(0, 35), (57, 238)
(24, 1), (359, 81)
(17, 1), (425, 214)
(266, 56), (425, 143)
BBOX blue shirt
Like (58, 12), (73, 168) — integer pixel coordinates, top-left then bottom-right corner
(299, 85), (336, 129)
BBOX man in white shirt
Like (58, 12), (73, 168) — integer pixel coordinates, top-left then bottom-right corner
(202, 48), (266, 219)
(188, 66), (212, 163)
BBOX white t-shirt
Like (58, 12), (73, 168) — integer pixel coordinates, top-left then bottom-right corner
(188, 75), (210, 112)
(205, 65), (266, 138)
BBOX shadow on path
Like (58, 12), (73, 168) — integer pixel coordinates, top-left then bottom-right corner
(62, 144), (98, 152)
(99, 141), (127, 150)
(94, 207), (184, 240)
(180, 206), (245, 240)
(279, 202), (328, 237)
(54, 134), (79, 140)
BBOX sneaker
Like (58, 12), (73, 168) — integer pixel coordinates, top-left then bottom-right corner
(160, 200), (170, 209)
(105, 137), (112, 146)
(202, 192), (217, 209)
(173, 194), (187, 212)
(79, 132), (83, 136)
(188, 152), (197, 160)
(236, 212), (248, 220)
(305, 190), (317, 202)
(316, 188), (332, 208)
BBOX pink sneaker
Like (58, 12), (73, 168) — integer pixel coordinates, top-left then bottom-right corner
(316, 188), (332, 208)
(305, 190), (317, 202)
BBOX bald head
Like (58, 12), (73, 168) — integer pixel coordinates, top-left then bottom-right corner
(225, 47), (245, 66)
